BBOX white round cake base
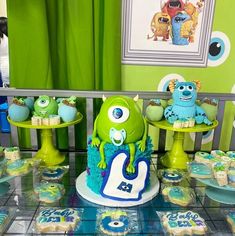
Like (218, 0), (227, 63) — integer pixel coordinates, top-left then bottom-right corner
(76, 170), (160, 207)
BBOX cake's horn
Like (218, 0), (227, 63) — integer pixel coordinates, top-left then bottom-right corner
(193, 80), (201, 91)
(102, 95), (106, 102)
(169, 79), (177, 93)
(133, 94), (139, 102)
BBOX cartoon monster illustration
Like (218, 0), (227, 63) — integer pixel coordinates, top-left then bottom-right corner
(148, 12), (171, 41)
(91, 95), (147, 173)
(34, 95), (58, 118)
(161, 0), (185, 19)
(184, 0), (204, 42)
(164, 79), (212, 125)
(171, 11), (194, 45)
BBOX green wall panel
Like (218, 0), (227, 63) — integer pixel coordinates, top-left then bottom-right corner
(122, 0), (235, 151)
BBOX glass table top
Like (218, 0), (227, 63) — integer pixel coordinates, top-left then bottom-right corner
(1, 152), (234, 235)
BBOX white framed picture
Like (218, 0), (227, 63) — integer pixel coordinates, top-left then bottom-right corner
(122, 0), (215, 67)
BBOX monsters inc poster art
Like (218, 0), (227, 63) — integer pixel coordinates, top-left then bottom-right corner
(122, 0), (215, 67)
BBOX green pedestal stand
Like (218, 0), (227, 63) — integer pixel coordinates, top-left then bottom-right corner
(161, 131), (189, 169)
(8, 113), (83, 166)
(147, 119), (218, 169)
(34, 129), (65, 166)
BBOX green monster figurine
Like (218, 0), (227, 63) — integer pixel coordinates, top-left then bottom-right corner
(91, 95), (147, 173)
(34, 95), (58, 118)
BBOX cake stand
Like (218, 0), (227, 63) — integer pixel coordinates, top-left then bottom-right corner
(0, 175), (15, 196)
(76, 170), (160, 207)
(196, 178), (235, 204)
(147, 119), (218, 169)
(7, 113), (83, 166)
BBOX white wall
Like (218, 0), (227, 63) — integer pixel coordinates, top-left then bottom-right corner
(0, 0), (7, 16)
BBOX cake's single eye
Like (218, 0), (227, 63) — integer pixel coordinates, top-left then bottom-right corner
(108, 220), (124, 228)
(178, 85), (185, 91)
(187, 85), (193, 91)
(37, 98), (49, 107)
(108, 106), (129, 123)
(208, 31), (231, 67)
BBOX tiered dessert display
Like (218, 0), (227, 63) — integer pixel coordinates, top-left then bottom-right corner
(8, 96), (83, 166)
(146, 80), (218, 169)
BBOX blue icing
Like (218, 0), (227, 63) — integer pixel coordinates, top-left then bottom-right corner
(42, 168), (64, 178)
(168, 187), (184, 199)
(162, 170), (183, 181)
(35, 183), (64, 202)
(227, 152), (235, 159)
(101, 215), (129, 233)
(190, 163), (212, 176)
(87, 136), (153, 194)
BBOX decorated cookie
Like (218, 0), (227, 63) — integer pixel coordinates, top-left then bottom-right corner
(162, 211), (207, 235)
(35, 208), (80, 233)
(6, 159), (31, 176)
(161, 169), (183, 183)
(188, 162), (212, 179)
(228, 169), (235, 187)
(227, 151), (235, 167)
(0, 208), (9, 232)
(211, 150), (226, 158)
(194, 151), (216, 166)
(34, 183), (65, 203)
(41, 166), (68, 181)
(99, 210), (130, 235)
(162, 186), (195, 207)
(212, 162), (228, 186)
(4, 147), (20, 162)
(227, 211), (235, 233)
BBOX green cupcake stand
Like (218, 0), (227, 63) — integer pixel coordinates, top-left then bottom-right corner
(147, 119), (218, 169)
(8, 113), (83, 166)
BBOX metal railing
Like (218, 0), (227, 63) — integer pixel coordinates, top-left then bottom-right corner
(0, 88), (235, 152)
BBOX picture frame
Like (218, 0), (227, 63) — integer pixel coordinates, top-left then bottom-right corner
(122, 0), (215, 67)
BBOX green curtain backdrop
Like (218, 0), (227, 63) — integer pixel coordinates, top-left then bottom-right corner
(7, 0), (121, 149)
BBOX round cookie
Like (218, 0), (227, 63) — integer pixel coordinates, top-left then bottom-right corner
(161, 169), (183, 183)
(41, 167), (66, 181)
(34, 183), (65, 203)
(6, 159), (30, 176)
(100, 211), (130, 235)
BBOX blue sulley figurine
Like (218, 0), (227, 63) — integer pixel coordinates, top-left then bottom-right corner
(164, 79), (212, 126)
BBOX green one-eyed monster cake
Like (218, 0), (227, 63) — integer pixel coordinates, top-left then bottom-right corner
(87, 95), (153, 202)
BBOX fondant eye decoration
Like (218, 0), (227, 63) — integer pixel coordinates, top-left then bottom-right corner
(208, 31), (231, 67)
(178, 85), (185, 91)
(37, 98), (49, 107)
(108, 106), (129, 123)
(187, 85), (193, 91)
(108, 220), (125, 228)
